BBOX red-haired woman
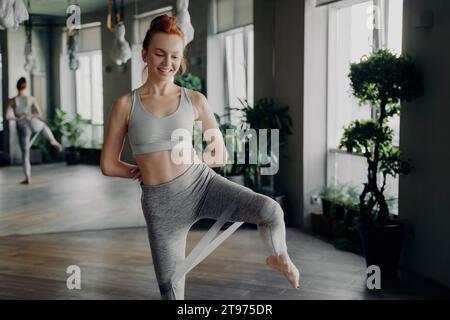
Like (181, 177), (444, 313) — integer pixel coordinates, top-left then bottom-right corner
(100, 14), (299, 300)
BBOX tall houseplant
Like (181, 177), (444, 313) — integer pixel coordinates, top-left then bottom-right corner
(339, 49), (421, 277)
(225, 98), (293, 192)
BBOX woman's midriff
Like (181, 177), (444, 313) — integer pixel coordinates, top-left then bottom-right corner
(135, 147), (202, 185)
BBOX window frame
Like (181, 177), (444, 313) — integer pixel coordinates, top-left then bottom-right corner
(74, 49), (104, 126)
(222, 24), (254, 125)
(325, 0), (403, 213)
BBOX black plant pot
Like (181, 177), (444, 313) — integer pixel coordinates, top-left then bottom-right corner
(359, 220), (404, 278)
(65, 149), (81, 165)
(48, 147), (65, 162)
(321, 198), (331, 216)
(334, 204), (346, 220)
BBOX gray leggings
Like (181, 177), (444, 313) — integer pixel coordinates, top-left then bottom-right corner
(140, 162), (288, 300)
(16, 118), (57, 179)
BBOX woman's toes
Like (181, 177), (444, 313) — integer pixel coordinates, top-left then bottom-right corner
(265, 255), (301, 289)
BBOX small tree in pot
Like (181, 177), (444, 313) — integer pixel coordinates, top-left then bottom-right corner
(339, 49), (421, 278)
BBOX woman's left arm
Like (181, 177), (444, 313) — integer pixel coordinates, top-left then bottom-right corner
(30, 97), (43, 118)
(189, 90), (229, 168)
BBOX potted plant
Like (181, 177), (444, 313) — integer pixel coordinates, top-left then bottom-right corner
(225, 98), (293, 192)
(193, 113), (247, 185)
(333, 185), (362, 253)
(30, 133), (43, 164)
(316, 183), (358, 239)
(319, 184), (346, 219)
(62, 113), (88, 165)
(214, 113), (247, 185)
(175, 72), (203, 92)
(339, 49), (421, 278)
(48, 109), (67, 162)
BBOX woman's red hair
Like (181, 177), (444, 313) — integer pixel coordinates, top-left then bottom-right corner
(142, 14), (187, 74)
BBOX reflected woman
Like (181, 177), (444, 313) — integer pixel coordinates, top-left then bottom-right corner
(5, 77), (63, 184)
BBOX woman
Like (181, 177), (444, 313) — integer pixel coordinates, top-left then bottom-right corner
(100, 14), (299, 300)
(5, 77), (63, 184)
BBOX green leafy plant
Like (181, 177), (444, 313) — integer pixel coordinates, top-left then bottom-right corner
(339, 49), (421, 225)
(319, 183), (359, 218)
(51, 109), (88, 150)
(174, 73), (203, 92)
(319, 184), (362, 253)
(193, 113), (246, 177)
(49, 108), (67, 143)
(319, 184), (346, 205)
(31, 133), (51, 162)
(225, 98), (293, 190)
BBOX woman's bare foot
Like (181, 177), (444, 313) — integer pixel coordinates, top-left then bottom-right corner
(20, 178), (32, 185)
(266, 252), (300, 289)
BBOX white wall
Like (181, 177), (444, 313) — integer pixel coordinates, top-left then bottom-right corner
(303, 0), (328, 227)
(400, 0), (450, 289)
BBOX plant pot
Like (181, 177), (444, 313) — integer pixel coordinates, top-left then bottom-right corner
(359, 220), (404, 278)
(65, 149), (81, 165)
(30, 148), (42, 164)
(333, 203), (346, 220)
(321, 198), (332, 216)
(226, 174), (245, 186)
(48, 147), (65, 162)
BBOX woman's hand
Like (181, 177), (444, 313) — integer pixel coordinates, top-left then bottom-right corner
(130, 166), (143, 182)
(15, 115), (26, 121)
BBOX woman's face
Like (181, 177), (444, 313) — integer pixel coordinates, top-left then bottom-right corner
(142, 32), (184, 80)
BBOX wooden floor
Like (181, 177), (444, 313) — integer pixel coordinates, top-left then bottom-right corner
(1, 163), (449, 299)
(1, 227), (449, 300)
(0, 163), (146, 236)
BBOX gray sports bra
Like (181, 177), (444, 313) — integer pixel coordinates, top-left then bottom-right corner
(127, 86), (196, 155)
(13, 95), (32, 117)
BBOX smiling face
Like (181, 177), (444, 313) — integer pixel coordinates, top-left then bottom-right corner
(142, 32), (184, 81)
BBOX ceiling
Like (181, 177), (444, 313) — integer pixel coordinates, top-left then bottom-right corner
(26, 0), (143, 17)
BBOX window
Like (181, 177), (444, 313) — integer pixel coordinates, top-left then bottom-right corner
(75, 51), (103, 125)
(327, 0), (403, 213)
(225, 25), (254, 126)
(60, 22), (103, 148)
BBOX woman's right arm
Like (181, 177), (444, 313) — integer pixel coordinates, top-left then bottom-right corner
(100, 94), (142, 181)
(5, 99), (21, 121)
